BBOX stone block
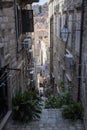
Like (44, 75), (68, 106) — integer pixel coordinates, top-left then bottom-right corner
(40, 128), (46, 130)
(69, 126), (76, 130)
(0, 17), (3, 22)
(1, 24), (5, 29)
(3, 16), (8, 22)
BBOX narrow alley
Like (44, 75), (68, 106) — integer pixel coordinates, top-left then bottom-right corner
(0, 0), (87, 130)
(5, 97), (84, 130)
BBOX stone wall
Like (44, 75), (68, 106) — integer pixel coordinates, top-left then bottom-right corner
(49, 0), (87, 129)
(0, 3), (17, 108)
(81, 2), (87, 129)
(0, 1), (25, 109)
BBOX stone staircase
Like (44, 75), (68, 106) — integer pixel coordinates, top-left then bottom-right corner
(5, 97), (85, 130)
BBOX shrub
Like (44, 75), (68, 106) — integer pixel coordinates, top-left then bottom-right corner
(59, 80), (65, 92)
(45, 91), (73, 109)
(12, 90), (42, 122)
(45, 87), (53, 97)
(45, 95), (62, 108)
(59, 91), (73, 105)
(62, 101), (83, 120)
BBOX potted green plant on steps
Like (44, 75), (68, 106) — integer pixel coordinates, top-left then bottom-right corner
(59, 80), (65, 92)
(12, 90), (42, 122)
(45, 91), (73, 109)
(62, 101), (83, 121)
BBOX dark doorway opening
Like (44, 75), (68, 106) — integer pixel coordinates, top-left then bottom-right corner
(0, 67), (8, 121)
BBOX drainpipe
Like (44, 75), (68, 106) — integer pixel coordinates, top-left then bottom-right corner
(78, 0), (85, 102)
(14, 0), (19, 59)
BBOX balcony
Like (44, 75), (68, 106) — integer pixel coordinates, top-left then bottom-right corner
(18, 0), (39, 6)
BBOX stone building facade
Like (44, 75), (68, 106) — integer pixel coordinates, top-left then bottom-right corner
(81, 0), (87, 129)
(0, 1), (19, 128)
(0, 0), (39, 129)
(49, 0), (87, 129)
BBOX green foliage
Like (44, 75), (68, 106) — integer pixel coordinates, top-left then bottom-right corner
(12, 90), (42, 122)
(45, 87), (53, 97)
(59, 81), (74, 93)
(59, 91), (73, 105)
(67, 83), (74, 92)
(62, 101), (83, 120)
(45, 91), (73, 109)
(45, 95), (62, 108)
(59, 80), (65, 92)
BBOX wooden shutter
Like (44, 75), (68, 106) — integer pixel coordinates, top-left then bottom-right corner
(22, 9), (34, 34)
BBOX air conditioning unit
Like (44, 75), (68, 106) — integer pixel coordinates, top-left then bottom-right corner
(23, 37), (32, 49)
(28, 49), (33, 60)
(65, 53), (75, 69)
(27, 67), (34, 74)
(29, 49), (33, 53)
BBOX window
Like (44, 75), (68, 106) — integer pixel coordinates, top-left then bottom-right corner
(68, 14), (73, 47)
(22, 9), (34, 34)
(61, 14), (66, 30)
(56, 15), (61, 37)
(83, 54), (87, 85)
(75, 12), (81, 52)
(54, 14), (57, 36)
(16, 8), (34, 36)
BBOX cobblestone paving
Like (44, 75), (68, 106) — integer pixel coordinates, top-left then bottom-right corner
(5, 108), (85, 130)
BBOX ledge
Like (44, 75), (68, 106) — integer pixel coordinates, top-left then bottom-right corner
(0, 110), (12, 130)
